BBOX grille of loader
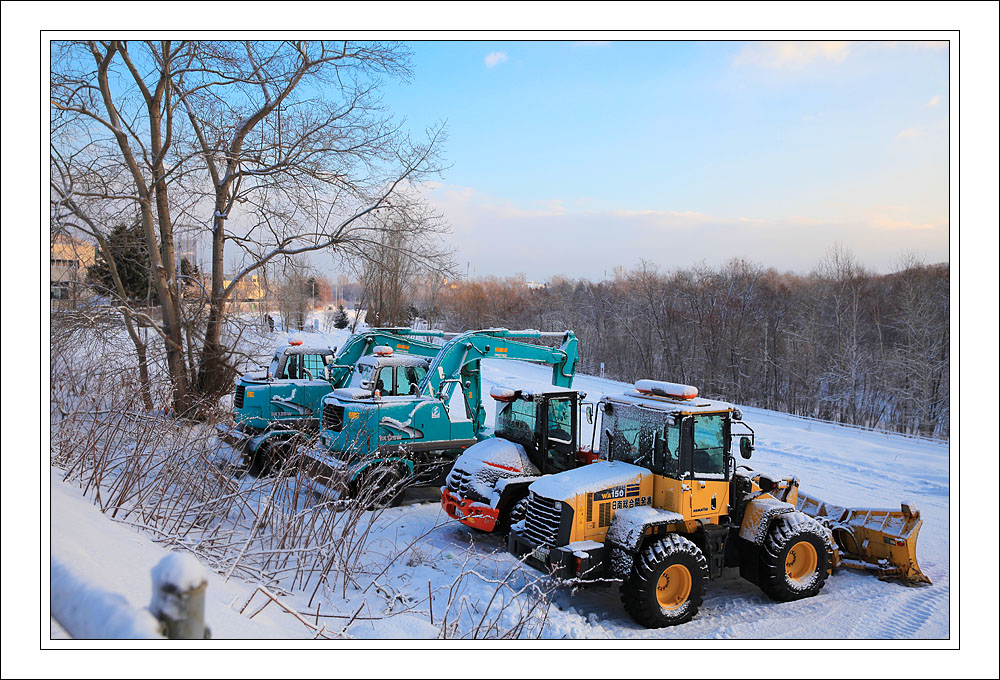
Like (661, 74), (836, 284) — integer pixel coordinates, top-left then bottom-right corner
(522, 492), (562, 547)
(234, 385), (245, 408)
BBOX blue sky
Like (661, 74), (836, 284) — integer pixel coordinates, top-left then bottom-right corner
(379, 40), (949, 280)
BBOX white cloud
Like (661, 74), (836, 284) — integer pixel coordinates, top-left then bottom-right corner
(484, 51), (508, 68)
(414, 183), (948, 279)
(927, 95), (941, 107)
(871, 215), (936, 231)
(733, 41), (851, 69)
(733, 40), (947, 71)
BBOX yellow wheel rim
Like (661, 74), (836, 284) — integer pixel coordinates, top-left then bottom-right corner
(655, 564), (692, 610)
(785, 541), (818, 583)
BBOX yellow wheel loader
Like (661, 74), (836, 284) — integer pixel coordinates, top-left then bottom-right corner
(508, 379), (931, 628)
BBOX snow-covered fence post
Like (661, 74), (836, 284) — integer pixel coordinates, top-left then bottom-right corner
(150, 553), (211, 639)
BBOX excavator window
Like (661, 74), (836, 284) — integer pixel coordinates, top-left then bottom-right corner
(283, 354), (301, 379)
(300, 354), (327, 378)
(391, 365), (427, 395)
(350, 363), (376, 389)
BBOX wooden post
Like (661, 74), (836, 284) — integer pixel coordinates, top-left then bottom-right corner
(150, 553), (211, 639)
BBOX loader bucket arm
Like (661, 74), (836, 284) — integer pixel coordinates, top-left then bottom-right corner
(796, 492), (931, 585)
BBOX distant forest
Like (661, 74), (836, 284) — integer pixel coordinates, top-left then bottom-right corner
(432, 249), (949, 439)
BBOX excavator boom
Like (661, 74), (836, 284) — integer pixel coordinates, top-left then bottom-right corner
(328, 328), (446, 388)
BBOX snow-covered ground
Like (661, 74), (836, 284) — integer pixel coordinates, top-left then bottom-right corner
(49, 332), (949, 640)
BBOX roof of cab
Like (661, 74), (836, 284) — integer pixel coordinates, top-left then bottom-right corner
(603, 389), (735, 415)
(356, 354), (431, 368)
(281, 345), (336, 355)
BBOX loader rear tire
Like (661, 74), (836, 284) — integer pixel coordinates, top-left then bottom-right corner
(621, 534), (709, 628)
(758, 512), (834, 602)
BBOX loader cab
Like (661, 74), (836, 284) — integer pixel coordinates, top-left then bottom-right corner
(492, 387), (589, 474)
(600, 380), (746, 520)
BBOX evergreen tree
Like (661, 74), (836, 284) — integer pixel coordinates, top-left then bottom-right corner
(333, 304), (349, 329)
(87, 222), (150, 301)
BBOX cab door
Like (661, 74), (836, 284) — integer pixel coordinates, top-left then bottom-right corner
(540, 395), (577, 473)
(687, 413), (730, 519)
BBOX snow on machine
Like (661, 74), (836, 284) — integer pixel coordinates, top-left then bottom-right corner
(508, 379), (931, 628)
(220, 328), (447, 475)
(441, 384), (600, 534)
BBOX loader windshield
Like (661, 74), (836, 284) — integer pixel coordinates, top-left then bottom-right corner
(603, 403), (659, 468)
(496, 399), (538, 448)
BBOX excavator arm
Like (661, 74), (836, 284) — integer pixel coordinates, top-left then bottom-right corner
(327, 328), (446, 388)
(420, 329), (579, 431)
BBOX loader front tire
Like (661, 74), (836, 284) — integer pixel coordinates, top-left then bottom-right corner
(758, 512), (833, 602)
(496, 496), (529, 535)
(621, 534), (709, 628)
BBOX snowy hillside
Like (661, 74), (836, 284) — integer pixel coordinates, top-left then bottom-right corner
(50, 353), (949, 640)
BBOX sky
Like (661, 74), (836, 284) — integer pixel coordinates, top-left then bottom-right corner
(376, 40), (950, 280)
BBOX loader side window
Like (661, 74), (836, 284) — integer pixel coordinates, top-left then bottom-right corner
(692, 414), (727, 479)
(652, 420), (681, 478)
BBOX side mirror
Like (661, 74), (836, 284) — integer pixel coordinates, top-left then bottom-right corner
(739, 436), (753, 459)
(585, 404), (594, 424)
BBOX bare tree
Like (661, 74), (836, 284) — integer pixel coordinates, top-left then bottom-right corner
(350, 204), (452, 327)
(51, 39), (450, 412)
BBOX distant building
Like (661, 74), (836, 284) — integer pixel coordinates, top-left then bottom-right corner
(526, 280), (547, 290)
(223, 273), (268, 314)
(50, 235), (95, 307)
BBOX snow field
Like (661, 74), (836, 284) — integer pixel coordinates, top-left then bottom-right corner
(50, 327), (949, 639)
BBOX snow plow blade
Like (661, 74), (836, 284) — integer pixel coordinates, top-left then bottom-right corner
(795, 492), (931, 585)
